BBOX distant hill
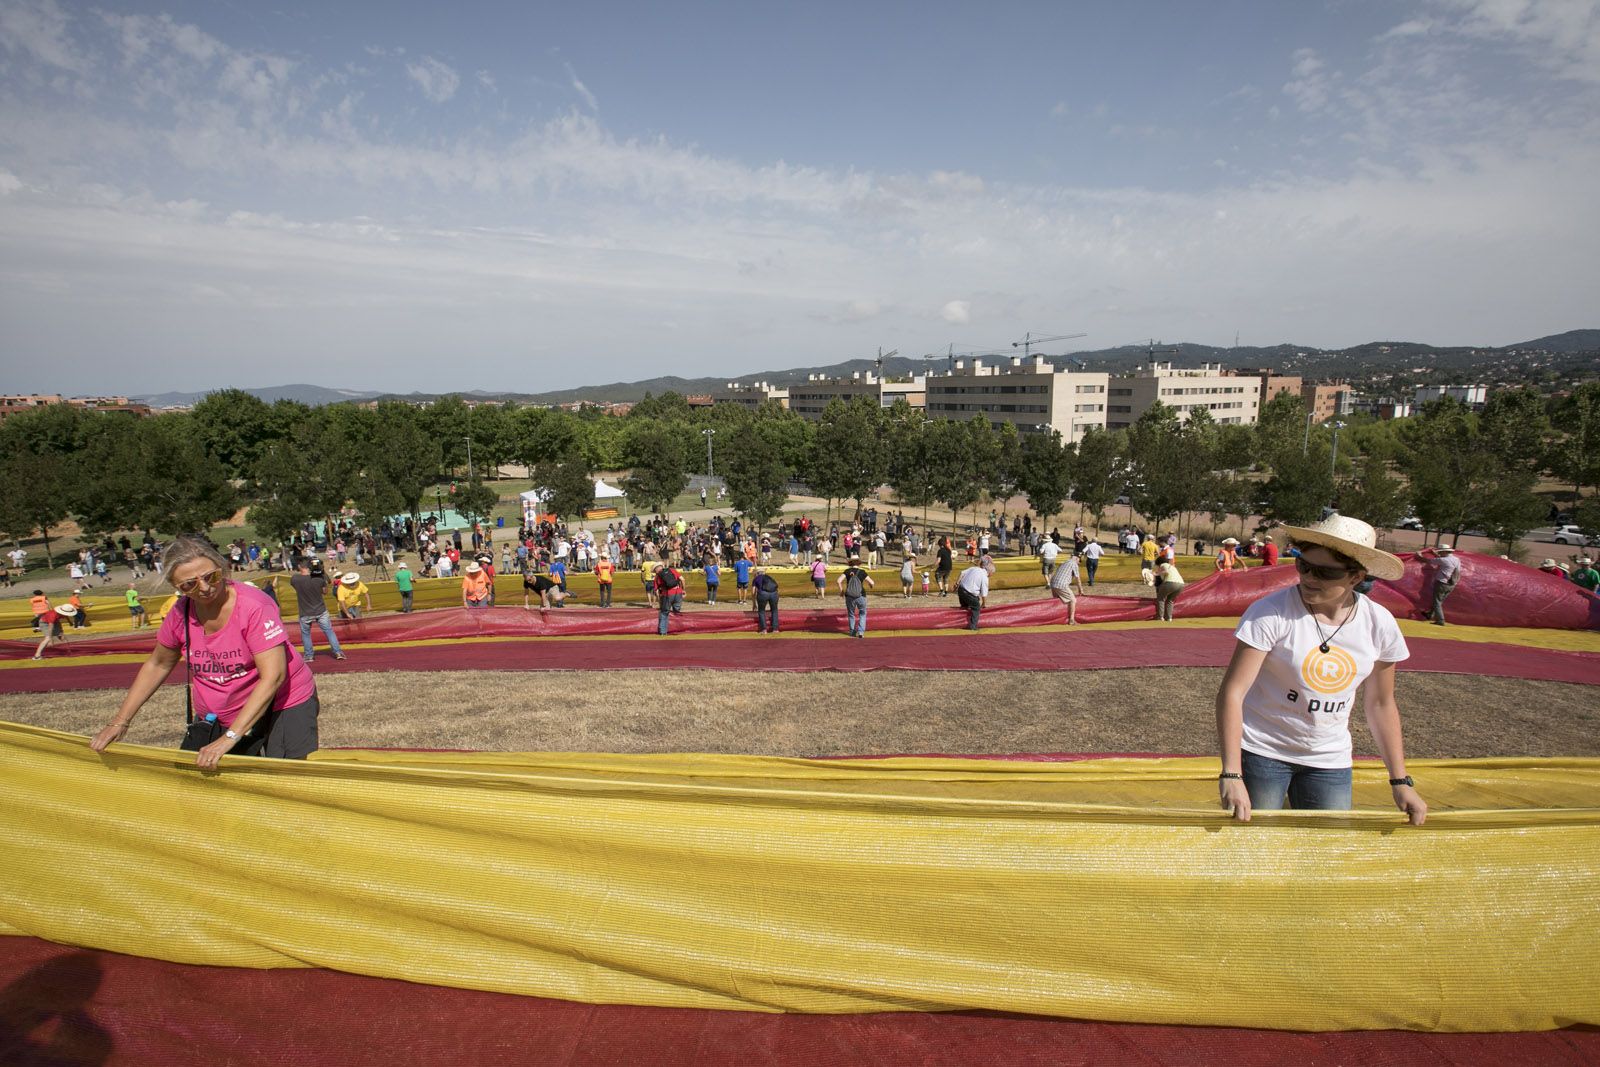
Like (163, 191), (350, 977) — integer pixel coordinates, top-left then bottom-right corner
(137, 383), (383, 408)
(132, 330), (1596, 408)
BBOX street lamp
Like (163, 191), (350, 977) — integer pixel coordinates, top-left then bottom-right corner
(702, 427), (716, 477)
(464, 436), (473, 480)
(1329, 420), (1346, 480)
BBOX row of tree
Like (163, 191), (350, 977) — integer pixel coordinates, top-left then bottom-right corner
(2, 382), (1596, 566)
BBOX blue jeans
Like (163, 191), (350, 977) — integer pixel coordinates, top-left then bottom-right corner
(1084, 557), (1098, 585)
(756, 592), (779, 632)
(297, 612), (343, 659)
(657, 592), (683, 634)
(846, 594), (868, 635)
(1240, 750), (1352, 811)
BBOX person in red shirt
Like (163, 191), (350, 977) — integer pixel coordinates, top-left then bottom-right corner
(1260, 537), (1280, 566)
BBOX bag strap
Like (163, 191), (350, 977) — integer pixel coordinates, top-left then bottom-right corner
(183, 597), (194, 726)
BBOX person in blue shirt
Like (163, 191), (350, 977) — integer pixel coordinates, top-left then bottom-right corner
(704, 557), (721, 604)
(549, 557), (568, 606)
(733, 557), (752, 604)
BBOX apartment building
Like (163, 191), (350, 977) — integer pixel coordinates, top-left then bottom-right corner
(785, 373), (924, 419)
(1413, 384), (1487, 409)
(1301, 381), (1355, 423)
(1105, 363), (1259, 430)
(923, 356), (1108, 442)
(713, 381), (790, 411)
(0, 394), (153, 422)
(1232, 368), (1303, 409)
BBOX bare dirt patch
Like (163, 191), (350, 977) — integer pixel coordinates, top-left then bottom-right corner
(3, 669), (1593, 759)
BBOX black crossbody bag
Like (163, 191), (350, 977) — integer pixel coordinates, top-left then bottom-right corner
(178, 597), (272, 756)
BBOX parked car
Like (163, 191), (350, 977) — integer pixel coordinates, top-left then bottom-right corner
(1396, 515), (1423, 530)
(1552, 525), (1595, 546)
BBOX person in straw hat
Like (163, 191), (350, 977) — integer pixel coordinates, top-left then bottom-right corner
(1417, 542), (1461, 626)
(32, 602), (72, 659)
(335, 570), (371, 620)
(1215, 514), (1426, 825)
(1537, 558), (1565, 578)
(1215, 537), (1242, 572)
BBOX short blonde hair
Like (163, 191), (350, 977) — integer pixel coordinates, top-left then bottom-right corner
(161, 536), (228, 586)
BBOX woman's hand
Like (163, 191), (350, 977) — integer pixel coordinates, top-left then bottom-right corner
(1220, 777), (1252, 822)
(195, 732), (238, 771)
(89, 721), (129, 753)
(1393, 784), (1427, 826)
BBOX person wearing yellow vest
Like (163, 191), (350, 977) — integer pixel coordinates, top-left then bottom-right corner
(1215, 537), (1242, 572)
(336, 572), (371, 618)
(461, 561), (492, 610)
(594, 556), (615, 608)
(1139, 535), (1159, 585)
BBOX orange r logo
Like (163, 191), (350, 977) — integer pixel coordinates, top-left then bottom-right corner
(1301, 646), (1358, 694)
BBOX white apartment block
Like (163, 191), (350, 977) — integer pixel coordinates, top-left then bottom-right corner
(1413, 384), (1487, 408)
(1105, 363), (1260, 430)
(714, 380), (790, 411)
(923, 356), (1109, 442)
(786, 372), (925, 419)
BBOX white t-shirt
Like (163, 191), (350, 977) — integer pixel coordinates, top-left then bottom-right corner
(1039, 540), (1061, 565)
(1083, 541), (1104, 560)
(1234, 586), (1410, 769)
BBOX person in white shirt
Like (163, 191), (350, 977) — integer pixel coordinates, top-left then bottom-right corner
(956, 555), (993, 631)
(1214, 514), (1426, 825)
(1081, 538), (1104, 585)
(1038, 535), (1060, 581)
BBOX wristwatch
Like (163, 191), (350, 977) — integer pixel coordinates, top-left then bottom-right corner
(224, 729), (239, 741)
(1389, 775), (1414, 787)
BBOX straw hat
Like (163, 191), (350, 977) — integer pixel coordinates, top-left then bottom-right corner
(1277, 515), (1405, 581)
(1435, 544), (1455, 553)
(55, 603), (78, 617)
(395, 561), (409, 570)
(464, 561), (481, 574)
(339, 572), (361, 586)
(1221, 537), (1240, 546)
(1541, 558), (1556, 568)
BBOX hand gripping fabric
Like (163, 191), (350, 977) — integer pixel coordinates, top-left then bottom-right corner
(2, 721), (1597, 1032)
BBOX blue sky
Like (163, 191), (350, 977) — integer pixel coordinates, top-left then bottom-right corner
(1, 0), (1597, 394)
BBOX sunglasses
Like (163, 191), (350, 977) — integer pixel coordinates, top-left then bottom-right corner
(174, 568), (224, 594)
(1295, 557), (1354, 582)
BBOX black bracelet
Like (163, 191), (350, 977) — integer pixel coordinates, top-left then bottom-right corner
(1218, 772), (1243, 781)
(1389, 775), (1415, 787)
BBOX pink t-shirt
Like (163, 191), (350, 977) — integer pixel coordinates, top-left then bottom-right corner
(157, 581), (316, 725)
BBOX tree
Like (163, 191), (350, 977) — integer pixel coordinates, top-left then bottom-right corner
(985, 423), (1022, 518)
(128, 415), (240, 534)
(0, 450), (69, 566)
(1261, 445), (1336, 527)
(531, 456), (596, 522)
(452, 477), (500, 526)
(1071, 427), (1124, 531)
(926, 418), (983, 533)
(468, 402), (514, 479)
(1337, 451), (1409, 531)
(622, 422), (689, 513)
(807, 398), (888, 524)
(353, 402), (439, 546)
(1014, 430), (1071, 527)
(1547, 382), (1600, 497)
(247, 410), (359, 543)
(886, 407), (939, 524)
(190, 389), (276, 478)
(1126, 403), (1187, 529)
(511, 406), (580, 470)
(721, 422), (791, 529)
(423, 395), (473, 472)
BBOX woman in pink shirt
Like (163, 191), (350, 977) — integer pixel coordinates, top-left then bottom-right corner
(90, 536), (319, 769)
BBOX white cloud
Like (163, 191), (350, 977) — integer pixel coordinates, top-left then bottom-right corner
(405, 56), (459, 102)
(1283, 47), (1335, 112)
(1435, 0), (1600, 83)
(0, 0), (85, 73)
(565, 62), (598, 111)
(941, 300), (970, 324)
(1050, 101), (1069, 118)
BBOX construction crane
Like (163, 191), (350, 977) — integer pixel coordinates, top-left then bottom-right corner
(1142, 339), (1181, 363)
(873, 347), (899, 375)
(1012, 332), (1087, 358)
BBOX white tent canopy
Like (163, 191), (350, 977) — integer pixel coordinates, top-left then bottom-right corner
(593, 479), (625, 500)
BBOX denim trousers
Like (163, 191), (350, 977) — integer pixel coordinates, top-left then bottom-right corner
(297, 611), (342, 658)
(846, 594), (868, 635)
(1240, 749), (1352, 811)
(957, 587), (982, 630)
(1084, 557), (1098, 585)
(756, 593), (779, 632)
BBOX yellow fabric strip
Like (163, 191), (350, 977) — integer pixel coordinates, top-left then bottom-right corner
(3, 720), (1596, 1030)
